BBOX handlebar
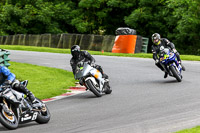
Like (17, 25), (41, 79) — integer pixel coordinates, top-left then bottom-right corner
(77, 61), (92, 67)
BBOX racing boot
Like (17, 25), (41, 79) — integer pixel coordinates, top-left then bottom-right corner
(19, 85), (36, 104)
(102, 73), (108, 79)
(103, 80), (112, 94)
(179, 61), (186, 71)
(164, 72), (168, 78)
(27, 91), (36, 103)
(26, 91), (42, 108)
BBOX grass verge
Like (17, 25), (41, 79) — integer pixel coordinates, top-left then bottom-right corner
(176, 126), (200, 133)
(1, 45), (200, 61)
(9, 62), (75, 100)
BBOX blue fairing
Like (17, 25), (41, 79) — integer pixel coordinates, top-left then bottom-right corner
(160, 49), (182, 75)
(162, 52), (176, 65)
(0, 66), (16, 82)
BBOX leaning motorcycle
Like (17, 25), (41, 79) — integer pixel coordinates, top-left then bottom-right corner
(75, 61), (112, 97)
(159, 46), (183, 82)
(0, 80), (50, 130)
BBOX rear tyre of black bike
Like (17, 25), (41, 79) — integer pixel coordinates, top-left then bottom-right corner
(35, 98), (50, 124)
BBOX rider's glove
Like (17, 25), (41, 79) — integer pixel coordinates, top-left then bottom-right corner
(91, 63), (95, 67)
(4, 80), (12, 85)
(173, 49), (177, 53)
(155, 59), (159, 64)
(77, 62), (83, 67)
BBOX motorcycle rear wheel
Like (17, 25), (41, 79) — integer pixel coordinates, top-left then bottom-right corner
(0, 106), (18, 130)
(35, 98), (51, 124)
(86, 79), (102, 97)
(169, 66), (182, 82)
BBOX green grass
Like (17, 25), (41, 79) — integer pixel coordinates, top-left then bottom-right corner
(0, 45), (71, 54)
(1, 45), (200, 61)
(176, 126), (200, 133)
(9, 62), (75, 100)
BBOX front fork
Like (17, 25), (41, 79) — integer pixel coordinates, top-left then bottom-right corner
(0, 98), (19, 123)
(0, 98), (14, 116)
(160, 63), (173, 76)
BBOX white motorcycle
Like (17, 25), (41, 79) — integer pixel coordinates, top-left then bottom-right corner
(75, 61), (112, 97)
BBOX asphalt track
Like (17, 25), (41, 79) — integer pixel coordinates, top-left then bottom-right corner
(1, 50), (200, 133)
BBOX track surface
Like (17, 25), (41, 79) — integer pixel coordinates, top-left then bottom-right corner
(1, 50), (200, 133)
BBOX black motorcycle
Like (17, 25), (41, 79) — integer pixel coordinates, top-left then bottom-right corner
(0, 80), (50, 130)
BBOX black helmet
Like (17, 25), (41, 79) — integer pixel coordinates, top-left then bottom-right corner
(152, 33), (161, 45)
(71, 45), (80, 58)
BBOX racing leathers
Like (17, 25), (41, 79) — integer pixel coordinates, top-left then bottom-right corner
(151, 38), (185, 76)
(70, 51), (95, 75)
(70, 50), (109, 81)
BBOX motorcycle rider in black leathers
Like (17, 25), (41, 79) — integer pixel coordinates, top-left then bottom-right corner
(70, 45), (110, 91)
(151, 33), (185, 78)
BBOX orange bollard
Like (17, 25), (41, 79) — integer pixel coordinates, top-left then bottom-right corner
(112, 35), (137, 54)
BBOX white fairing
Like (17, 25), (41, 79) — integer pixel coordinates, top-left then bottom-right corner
(85, 77), (99, 87)
(75, 63), (93, 79)
(90, 69), (104, 91)
(75, 62), (105, 92)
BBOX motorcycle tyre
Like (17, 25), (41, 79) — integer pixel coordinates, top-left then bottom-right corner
(169, 66), (182, 82)
(86, 79), (102, 97)
(0, 107), (18, 130)
(35, 98), (51, 124)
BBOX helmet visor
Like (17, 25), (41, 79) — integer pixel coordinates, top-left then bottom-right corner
(153, 39), (159, 44)
(72, 51), (79, 58)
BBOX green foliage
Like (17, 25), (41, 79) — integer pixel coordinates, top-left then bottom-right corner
(125, 0), (168, 39)
(0, 0), (76, 34)
(166, 0), (200, 55)
(0, 0), (199, 54)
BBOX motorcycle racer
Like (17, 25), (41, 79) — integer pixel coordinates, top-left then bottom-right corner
(70, 45), (110, 90)
(0, 66), (36, 103)
(151, 33), (185, 78)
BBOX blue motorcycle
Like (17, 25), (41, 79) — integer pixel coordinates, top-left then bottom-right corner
(159, 46), (183, 82)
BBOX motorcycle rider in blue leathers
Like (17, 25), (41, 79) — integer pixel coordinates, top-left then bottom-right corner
(0, 66), (36, 103)
(151, 33), (185, 78)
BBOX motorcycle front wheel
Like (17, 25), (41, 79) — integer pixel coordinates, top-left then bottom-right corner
(169, 66), (182, 82)
(0, 106), (18, 130)
(86, 79), (102, 97)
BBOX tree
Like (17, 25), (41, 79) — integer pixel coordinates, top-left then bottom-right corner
(124, 0), (168, 37)
(69, 0), (137, 34)
(0, 0), (77, 34)
(0, 0), (199, 54)
(167, 0), (200, 54)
